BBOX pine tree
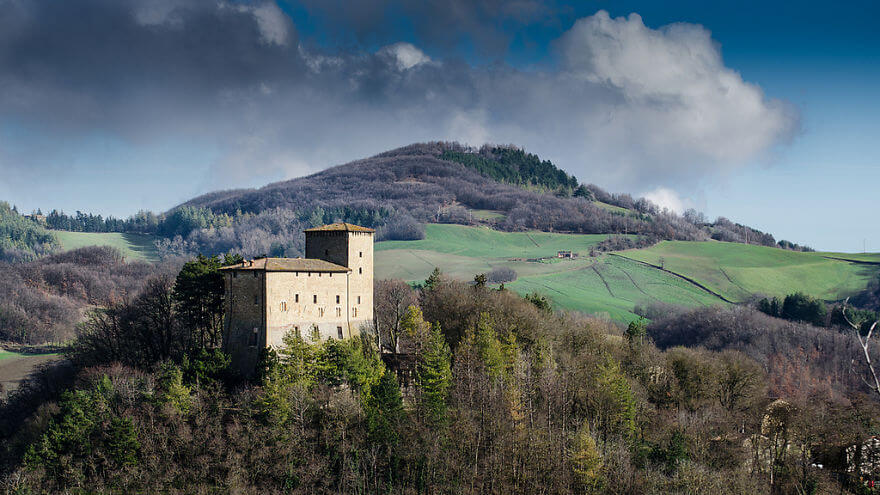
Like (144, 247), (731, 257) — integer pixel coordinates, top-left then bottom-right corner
(417, 323), (452, 425)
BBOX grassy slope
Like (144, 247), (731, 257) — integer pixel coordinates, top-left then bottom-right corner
(618, 241), (880, 303)
(52, 230), (159, 262)
(376, 224), (723, 321)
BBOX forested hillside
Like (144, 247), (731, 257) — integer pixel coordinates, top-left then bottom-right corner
(1, 264), (877, 493)
(0, 202), (57, 263)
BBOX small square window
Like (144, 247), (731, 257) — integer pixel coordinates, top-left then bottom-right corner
(336, 295), (340, 304)
(337, 326), (343, 339)
(358, 267), (362, 274)
(295, 294), (299, 303)
(313, 294), (317, 303)
(359, 251), (362, 258)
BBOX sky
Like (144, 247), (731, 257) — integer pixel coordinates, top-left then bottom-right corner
(0, 0), (877, 252)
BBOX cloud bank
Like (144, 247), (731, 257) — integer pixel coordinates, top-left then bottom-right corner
(0, 1), (798, 207)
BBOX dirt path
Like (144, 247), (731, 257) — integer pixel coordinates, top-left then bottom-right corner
(591, 264), (616, 298)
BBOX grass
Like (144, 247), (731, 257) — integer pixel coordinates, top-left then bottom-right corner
(52, 230), (159, 262)
(593, 201), (630, 214)
(469, 209), (506, 221)
(618, 241), (880, 303)
(377, 224), (612, 259)
(376, 224), (721, 322)
(0, 349), (18, 361)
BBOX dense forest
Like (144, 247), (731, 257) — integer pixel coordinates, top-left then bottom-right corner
(1, 262), (878, 493)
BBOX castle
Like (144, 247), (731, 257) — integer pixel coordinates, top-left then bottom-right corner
(220, 223), (374, 377)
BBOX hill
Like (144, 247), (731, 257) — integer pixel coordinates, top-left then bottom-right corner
(162, 142), (784, 260)
(52, 230), (159, 262)
(376, 224), (880, 321)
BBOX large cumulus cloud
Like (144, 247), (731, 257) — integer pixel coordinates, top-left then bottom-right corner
(0, 1), (797, 204)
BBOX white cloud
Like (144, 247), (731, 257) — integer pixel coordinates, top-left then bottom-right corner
(558, 10), (797, 177)
(642, 187), (689, 214)
(378, 42), (431, 70)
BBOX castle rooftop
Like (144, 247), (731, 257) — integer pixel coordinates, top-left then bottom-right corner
(219, 257), (350, 273)
(304, 222), (375, 233)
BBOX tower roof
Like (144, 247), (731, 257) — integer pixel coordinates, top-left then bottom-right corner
(304, 222), (375, 233)
(219, 257), (350, 273)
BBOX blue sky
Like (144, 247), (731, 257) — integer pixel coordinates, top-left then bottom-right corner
(0, 0), (877, 252)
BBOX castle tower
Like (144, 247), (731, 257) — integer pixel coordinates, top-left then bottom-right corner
(305, 223), (374, 329)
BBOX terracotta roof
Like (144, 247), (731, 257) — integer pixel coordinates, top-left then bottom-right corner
(304, 222), (375, 233)
(219, 257), (350, 273)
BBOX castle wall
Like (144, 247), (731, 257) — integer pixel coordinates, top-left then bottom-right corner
(224, 269), (265, 377)
(264, 270), (362, 345)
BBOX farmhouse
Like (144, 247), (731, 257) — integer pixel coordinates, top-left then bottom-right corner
(557, 250), (578, 259)
(220, 223), (374, 377)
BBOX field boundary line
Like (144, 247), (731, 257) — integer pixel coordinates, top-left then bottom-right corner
(609, 254), (734, 303)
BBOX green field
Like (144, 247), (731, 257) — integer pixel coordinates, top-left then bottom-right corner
(376, 225), (880, 321)
(618, 241), (880, 303)
(52, 230), (159, 262)
(376, 224), (723, 321)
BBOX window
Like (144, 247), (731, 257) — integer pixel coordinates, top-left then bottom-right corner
(308, 272), (311, 277)
(280, 301), (287, 312)
(295, 271), (299, 277)
(313, 294), (317, 303)
(337, 326), (343, 339)
(318, 307), (324, 317)
(357, 296), (361, 304)
(295, 294), (299, 303)
(329, 273), (332, 277)
(352, 307), (358, 317)
(233, 272), (238, 278)
(336, 295), (340, 304)
(335, 307), (342, 317)
(358, 267), (362, 274)
(295, 326), (300, 338)
(253, 295), (259, 305)
(253, 271), (258, 278)
(325, 249), (329, 256)
(318, 272), (322, 277)
(359, 251), (362, 258)
(249, 327), (258, 346)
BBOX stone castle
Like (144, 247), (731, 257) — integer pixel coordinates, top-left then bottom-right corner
(220, 223), (374, 377)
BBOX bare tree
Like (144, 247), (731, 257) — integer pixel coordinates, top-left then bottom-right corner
(842, 299), (880, 397)
(374, 279), (418, 355)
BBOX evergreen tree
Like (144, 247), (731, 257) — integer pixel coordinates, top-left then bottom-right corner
(417, 323), (452, 425)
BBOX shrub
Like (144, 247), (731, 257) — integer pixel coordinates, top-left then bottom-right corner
(486, 266), (517, 283)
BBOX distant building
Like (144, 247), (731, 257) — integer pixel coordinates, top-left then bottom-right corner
(24, 214), (46, 224)
(557, 250), (578, 259)
(220, 223), (374, 377)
